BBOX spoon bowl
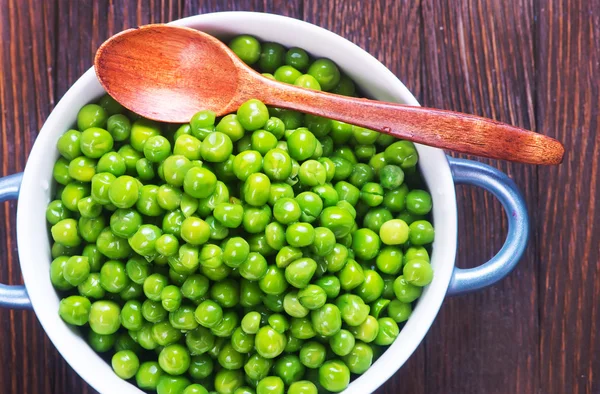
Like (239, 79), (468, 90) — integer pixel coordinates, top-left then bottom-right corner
(95, 24), (564, 165)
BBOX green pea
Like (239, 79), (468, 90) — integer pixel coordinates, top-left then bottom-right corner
(183, 384), (209, 394)
(285, 47), (309, 71)
(297, 160), (327, 187)
(360, 182), (384, 207)
(384, 140), (419, 169)
(57, 129), (82, 160)
(51, 218), (81, 247)
(63, 255), (90, 286)
(108, 175), (139, 209)
(307, 59), (340, 91)
(313, 276), (339, 300)
(322, 243), (348, 273)
(387, 299), (412, 323)
(112, 350), (140, 379)
(194, 300), (223, 329)
(156, 375), (191, 394)
(243, 205), (272, 234)
(80, 127), (114, 159)
(285, 258), (317, 289)
(100, 260), (129, 293)
(287, 128), (317, 161)
(163, 155), (192, 187)
(393, 275), (422, 303)
(88, 331), (116, 353)
(67, 156), (96, 182)
(299, 341), (326, 368)
(374, 317), (400, 346)
(188, 353), (213, 379)
(263, 293), (285, 313)
(129, 224), (162, 257)
(296, 284), (326, 310)
(179, 217), (209, 246)
(53, 158), (72, 185)
(311, 303), (342, 337)
(233, 150), (263, 181)
(272, 354), (305, 385)
(242, 173), (271, 206)
(59, 295), (91, 326)
(406, 189), (433, 215)
(408, 220), (434, 245)
(352, 228), (380, 260)
(201, 132), (233, 163)
(348, 315), (379, 343)
(135, 361), (163, 390)
(217, 342), (245, 370)
(106, 114), (131, 142)
(319, 207), (354, 238)
(173, 134), (202, 161)
(46, 200), (72, 226)
(403, 259), (434, 286)
(286, 222), (315, 248)
(274, 65), (303, 84)
(262, 148), (293, 181)
(183, 326), (214, 356)
(144, 135), (171, 163)
(77, 272), (105, 299)
(62, 182), (90, 212)
(191, 109), (216, 137)
(245, 353), (273, 381)
(255, 326), (286, 359)
(342, 342), (373, 375)
(77, 103), (107, 130)
(337, 259), (365, 291)
(89, 300), (121, 335)
(229, 34), (261, 65)
(288, 381), (318, 394)
(294, 74), (321, 90)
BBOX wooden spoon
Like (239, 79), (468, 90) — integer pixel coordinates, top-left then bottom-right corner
(95, 24), (564, 165)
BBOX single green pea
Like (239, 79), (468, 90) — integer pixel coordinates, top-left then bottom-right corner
(178, 217), (209, 246)
(244, 353), (273, 381)
(264, 222), (286, 251)
(238, 99), (270, 131)
(97, 94), (123, 115)
(128, 224), (162, 257)
(100, 260), (130, 293)
(342, 342), (373, 375)
(376, 246), (404, 275)
(163, 155), (193, 187)
(355, 269), (385, 304)
(255, 326), (286, 359)
(194, 300), (223, 329)
(408, 220), (435, 245)
(106, 114), (131, 142)
(323, 243), (348, 273)
(384, 140), (419, 169)
(289, 316), (316, 340)
(135, 361), (163, 390)
(298, 160), (327, 187)
(374, 317), (400, 346)
(200, 132), (233, 163)
(108, 175), (139, 209)
(319, 207), (354, 238)
(285, 258), (317, 289)
(97, 227), (132, 259)
(297, 284), (327, 311)
(233, 150), (263, 181)
(299, 341), (326, 368)
(363, 207), (393, 233)
(88, 331), (116, 353)
(142, 273), (167, 302)
(57, 129), (82, 160)
(111, 350), (140, 379)
(274, 65), (303, 84)
(352, 228), (381, 260)
(273, 354), (305, 385)
(67, 156), (96, 182)
(336, 294), (370, 327)
(288, 381), (318, 394)
(285, 47), (309, 71)
(211, 116), (243, 145)
(405, 246), (430, 263)
(258, 41), (285, 73)
(61, 182), (90, 212)
(190, 109), (216, 136)
(263, 293), (285, 313)
(183, 384), (209, 394)
(337, 259), (365, 291)
(77, 272), (105, 299)
(217, 342), (245, 370)
(136, 184), (164, 216)
(58, 295), (91, 326)
(264, 116), (285, 139)
(152, 321), (182, 347)
(242, 205), (272, 234)
(294, 192), (323, 223)
(63, 255), (90, 286)
(393, 275), (423, 303)
(129, 119), (160, 152)
(271, 197), (299, 225)
(403, 259), (434, 286)
(220, 237), (249, 269)
(181, 167), (217, 200)
(242, 173), (271, 206)
(287, 128), (317, 161)
(188, 353), (213, 380)
(120, 300), (143, 331)
(201, 261), (231, 282)
(307, 59), (340, 91)
(173, 134), (202, 161)
(158, 343), (191, 376)
(143, 135), (171, 163)
(51, 218), (81, 247)
(46, 200), (72, 225)
(230, 326), (255, 354)
(387, 299), (412, 323)
(313, 276), (340, 300)
(89, 172), (114, 205)
(294, 74), (321, 90)
(360, 182), (384, 207)
(89, 300), (121, 335)
(311, 303), (342, 337)
(79, 127), (114, 159)
(348, 315), (379, 343)
(347, 163), (374, 189)
(53, 157), (72, 185)
(274, 246), (301, 270)
(286, 222), (315, 248)
(109, 208), (142, 238)
(183, 326), (214, 356)
(77, 103), (107, 130)
(156, 375), (191, 394)
(229, 34), (261, 65)
(262, 148), (293, 181)
(406, 189), (433, 215)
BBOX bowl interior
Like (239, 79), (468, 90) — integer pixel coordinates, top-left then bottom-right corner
(17, 11), (457, 394)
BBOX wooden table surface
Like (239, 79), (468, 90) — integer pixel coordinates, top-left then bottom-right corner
(0, 1), (598, 393)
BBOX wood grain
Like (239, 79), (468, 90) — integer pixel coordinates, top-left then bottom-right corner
(537, 0), (600, 393)
(0, 1), (598, 394)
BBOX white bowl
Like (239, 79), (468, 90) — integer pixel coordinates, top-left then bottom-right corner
(4, 11), (529, 394)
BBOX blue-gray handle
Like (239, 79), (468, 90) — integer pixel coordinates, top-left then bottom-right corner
(0, 173), (32, 309)
(447, 158), (529, 295)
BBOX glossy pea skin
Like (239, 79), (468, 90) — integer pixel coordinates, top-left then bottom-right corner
(393, 275), (423, 303)
(263, 148), (292, 181)
(323, 243), (348, 273)
(238, 99), (270, 131)
(363, 208), (393, 233)
(384, 140), (419, 169)
(255, 326), (286, 359)
(121, 300), (143, 331)
(319, 207), (354, 238)
(311, 303), (342, 337)
(88, 331), (116, 353)
(135, 361), (163, 390)
(343, 342), (373, 374)
(406, 189), (433, 215)
(299, 341), (326, 368)
(174, 134), (202, 161)
(297, 285), (327, 311)
(201, 132), (233, 163)
(233, 150), (263, 181)
(156, 375), (191, 394)
(273, 354), (305, 385)
(77, 104), (107, 130)
(287, 128), (317, 161)
(78, 272), (105, 299)
(245, 353), (273, 381)
(374, 317), (400, 346)
(286, 222), (315, 248)
(107, 114), (131, 142)
(329, 329), (355, 357)
(337, 259), (365, 291)
(307, 59), (340, 91)
(288, 381), (318, 394)
(229, 35), (261, 65)
(183, 384), (209, 394)
(243, 205), (272, 234)
(68, 156), (96, 182)
(403, 259), (434, 286)
(89, 300), (121, 335)
(352, 228), (381, 260)
(57, 129), (82, 160)
(387, 299), (412, 323)
(294, 74), (321, 90)
(295, 192), (323, 223)
(336, 294), (369, 327)
(59, 295), (91, 326)
(215, 114), (244, 143)
(243, 173), (271, 206)
(285, 47), (310, 72)
(80, 127), (114, 159)
(183, 167), (217, 199)
(379, 219), (410, 245)
(408, 220), (435, 245)
(112, 350), (140, 379)
(51, 218), (81, 247)
(274, 65), (303, 84)
(376, 246), (404, 275)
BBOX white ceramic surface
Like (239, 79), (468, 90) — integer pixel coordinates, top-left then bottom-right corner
(16, 12), (457, 394)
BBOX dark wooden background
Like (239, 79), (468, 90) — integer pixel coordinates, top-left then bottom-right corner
(0, 1), (598, 393)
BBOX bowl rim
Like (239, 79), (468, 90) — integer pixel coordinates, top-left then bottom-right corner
(16, 11), (458, 394)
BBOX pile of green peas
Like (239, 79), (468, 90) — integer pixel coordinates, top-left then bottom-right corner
(47, 34), (435, 394)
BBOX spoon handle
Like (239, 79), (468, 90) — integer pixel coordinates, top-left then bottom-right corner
(258, 79), (564, 165)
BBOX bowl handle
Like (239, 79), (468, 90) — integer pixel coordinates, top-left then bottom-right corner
(447, 158), (529, 295)
(0, 173), (32, 309)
